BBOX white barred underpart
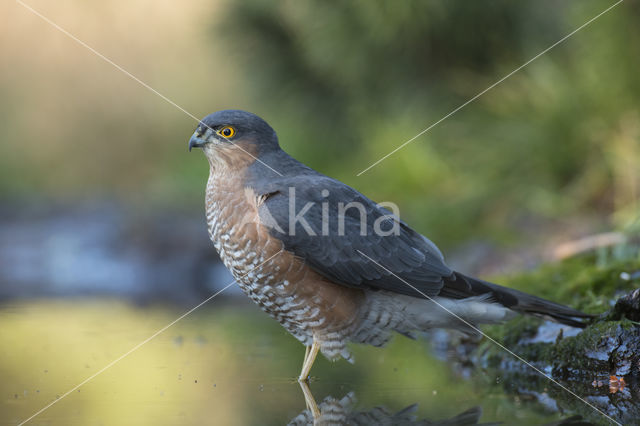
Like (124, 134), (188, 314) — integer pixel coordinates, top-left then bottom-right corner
(205, 174), (357, 360)
(205, 172), (515, 362)
(349, 291), (515, 352)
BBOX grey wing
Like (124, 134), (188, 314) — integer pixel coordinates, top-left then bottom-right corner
(256, 175), (453, 298)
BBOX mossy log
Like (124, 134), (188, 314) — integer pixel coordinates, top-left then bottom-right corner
(439, 253), (640, 424)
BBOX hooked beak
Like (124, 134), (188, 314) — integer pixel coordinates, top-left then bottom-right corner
(188, 132), (208, 152)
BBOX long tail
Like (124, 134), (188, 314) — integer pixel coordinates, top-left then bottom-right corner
(441, 272), (594, 328)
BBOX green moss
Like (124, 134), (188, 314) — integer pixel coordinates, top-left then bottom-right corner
(502, 254), (638, 309)
(474, 244), (640, 378)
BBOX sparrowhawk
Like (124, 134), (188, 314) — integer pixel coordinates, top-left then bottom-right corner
(188, 109), (591, 381)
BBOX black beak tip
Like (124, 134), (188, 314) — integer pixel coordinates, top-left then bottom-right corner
(188, 135), (202, 152)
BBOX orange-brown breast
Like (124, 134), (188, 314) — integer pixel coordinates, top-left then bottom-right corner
(203, 145), (365, 360)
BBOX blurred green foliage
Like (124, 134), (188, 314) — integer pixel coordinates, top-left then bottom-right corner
(1, 0), (638, 253)
(219, 0), (640, 248)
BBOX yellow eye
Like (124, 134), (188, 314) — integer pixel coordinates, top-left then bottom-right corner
(217, 126), (236, 138)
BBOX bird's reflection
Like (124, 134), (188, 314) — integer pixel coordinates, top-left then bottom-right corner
(289, 381), (484, 425)
(290, 381), (596, 426)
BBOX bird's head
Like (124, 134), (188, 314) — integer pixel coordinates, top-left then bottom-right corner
(188, 110), (279, 164)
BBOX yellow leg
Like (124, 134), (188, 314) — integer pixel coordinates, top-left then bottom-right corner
(303, 344), (310, 366)
(298, 379), (320, 419)
(298, 339), (319, 381)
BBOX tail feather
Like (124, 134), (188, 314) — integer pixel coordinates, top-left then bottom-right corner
(442, 272), (593, 328)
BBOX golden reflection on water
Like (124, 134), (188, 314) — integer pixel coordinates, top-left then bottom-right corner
(1, 300), (562, 425)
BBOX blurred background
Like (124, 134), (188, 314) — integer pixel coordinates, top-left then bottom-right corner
(1, 0), (639, 424)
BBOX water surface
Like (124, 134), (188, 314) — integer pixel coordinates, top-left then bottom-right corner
(0, 300), (598, 425)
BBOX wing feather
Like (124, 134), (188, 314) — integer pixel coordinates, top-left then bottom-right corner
(257, 175), (452, 298)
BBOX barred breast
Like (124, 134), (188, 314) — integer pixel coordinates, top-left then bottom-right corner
(205, 170), (369, 360)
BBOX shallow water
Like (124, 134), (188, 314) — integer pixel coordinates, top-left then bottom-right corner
(0, 300), (608, 425)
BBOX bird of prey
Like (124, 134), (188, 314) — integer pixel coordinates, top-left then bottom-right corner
(188, 110), (592, 381)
